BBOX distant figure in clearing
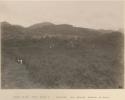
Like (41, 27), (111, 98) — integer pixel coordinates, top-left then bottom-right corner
(16, 58), (23, 64)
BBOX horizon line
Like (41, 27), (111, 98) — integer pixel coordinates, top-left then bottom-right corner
(1, 20), (123, 31)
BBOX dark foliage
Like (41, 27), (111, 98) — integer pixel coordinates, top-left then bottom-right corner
(1, 22), (124, 89)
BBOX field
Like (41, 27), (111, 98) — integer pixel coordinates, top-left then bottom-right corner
(1, 33), (124, 89)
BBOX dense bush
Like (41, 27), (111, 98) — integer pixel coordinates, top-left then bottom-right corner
(2, 34), (124, 88)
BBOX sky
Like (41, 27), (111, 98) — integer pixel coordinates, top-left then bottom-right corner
(0, 1), (124, 30)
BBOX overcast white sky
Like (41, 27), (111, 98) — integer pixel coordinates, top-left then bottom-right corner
(0, 1), (124, 30)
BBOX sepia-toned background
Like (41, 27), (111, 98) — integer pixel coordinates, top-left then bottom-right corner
(0, 0), (125, 100)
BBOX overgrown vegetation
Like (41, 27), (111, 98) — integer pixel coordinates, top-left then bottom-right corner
(1, 22), (124, 89)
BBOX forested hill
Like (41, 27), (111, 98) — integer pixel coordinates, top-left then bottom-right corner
(1, 21), (123, 40)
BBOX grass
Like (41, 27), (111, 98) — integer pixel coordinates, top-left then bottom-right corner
(1, 34), (124, 89)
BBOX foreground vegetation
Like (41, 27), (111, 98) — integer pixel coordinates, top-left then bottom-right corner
(2, 32), (124, 88)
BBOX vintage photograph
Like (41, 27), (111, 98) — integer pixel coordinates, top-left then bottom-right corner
(0, 1), (124, 89)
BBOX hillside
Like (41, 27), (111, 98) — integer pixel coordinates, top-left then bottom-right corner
(1, 22), (124, 89)
(1, 21), (107, 40)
